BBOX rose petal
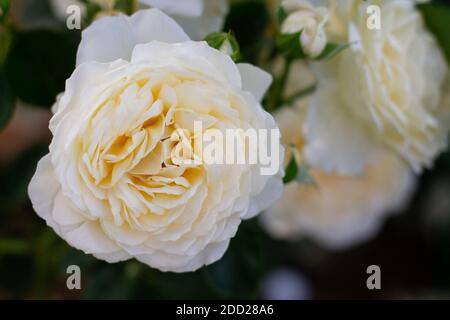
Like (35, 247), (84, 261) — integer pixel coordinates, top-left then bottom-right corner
(52, 191), (86, 226)
(245, 170), (284, 219)
(131, 41), (241, 87)
(76, 9), (189, 65)
(28, 154), (62, 233)
(237, 63), (273, 102)
(101, 220), (149, 246)
(65, 221), (124, 256)
(171, 0), (228, 40)
(304, 83), (380, 175)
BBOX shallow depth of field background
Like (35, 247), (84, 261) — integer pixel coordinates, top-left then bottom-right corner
(1, 0), (450, 299)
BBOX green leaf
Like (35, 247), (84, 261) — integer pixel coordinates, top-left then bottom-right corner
(283, 146), (316, 185)
(224, 1), (269, 63)
(0, 69), (14, 130)
(283, 152), (299, 184)
(419, 2), (450, 64)
(5, 30), (80, 107)
(277, 6), (288, 26)
(315, 42), (352, 60)
(276, 31), (306, 60)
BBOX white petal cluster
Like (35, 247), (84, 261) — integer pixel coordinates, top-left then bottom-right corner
(304, 0), (449, 175)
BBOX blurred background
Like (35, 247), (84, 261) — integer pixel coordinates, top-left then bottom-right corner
(1, 0), (450, 299)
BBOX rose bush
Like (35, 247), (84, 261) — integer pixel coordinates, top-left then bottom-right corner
(28, 8), (283, 272)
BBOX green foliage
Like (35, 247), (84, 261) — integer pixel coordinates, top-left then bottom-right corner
(224, 1), (270, 63)
(283, 146), (316, 185)
(5, 30), (80, 107)
(277, 6), (288, 27)
(276, 31), (306, 60)
(315, 42), (353, 61)
(283, 151), (299, 184)
(419, 2), (450, 64)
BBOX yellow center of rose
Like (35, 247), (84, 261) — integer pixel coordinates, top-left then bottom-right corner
(73, 69), (245, 229)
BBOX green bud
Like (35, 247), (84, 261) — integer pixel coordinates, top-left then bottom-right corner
(205, 32), (240, 62)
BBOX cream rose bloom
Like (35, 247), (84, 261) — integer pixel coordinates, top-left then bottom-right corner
(303, 0), (449, 175)
(28, 9), (283, 272)
(281, 0), (329, 58)
(261, 101), (416, 249)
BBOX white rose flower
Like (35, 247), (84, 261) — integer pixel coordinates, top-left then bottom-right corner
(304, 0), (449, 175)
(261, 103), (416, 249)
(28, 9), (283, 272)
(281, 0), (329, 57)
